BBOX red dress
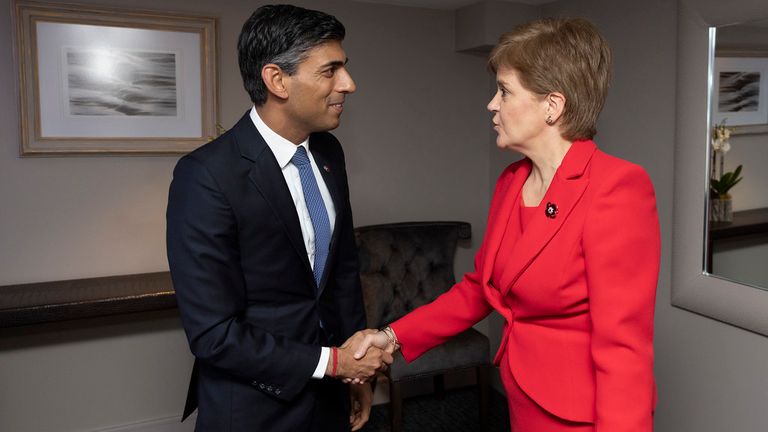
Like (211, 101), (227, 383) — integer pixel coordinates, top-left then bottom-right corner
(390, 140), (660, 431)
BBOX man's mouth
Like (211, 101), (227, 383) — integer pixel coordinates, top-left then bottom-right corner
(329, 102), (344, 113)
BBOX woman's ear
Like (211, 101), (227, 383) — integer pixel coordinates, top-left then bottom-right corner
(261, 64), (289, 101)
(545, 92), (566, 124)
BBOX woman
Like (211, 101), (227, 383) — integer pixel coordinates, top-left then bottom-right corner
(353, 17), (660, 431)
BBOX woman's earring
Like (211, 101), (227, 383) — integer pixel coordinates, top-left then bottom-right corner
(545, 115), (554, 125)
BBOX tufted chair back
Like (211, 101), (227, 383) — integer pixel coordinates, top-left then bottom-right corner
(354, 221), (471, 329)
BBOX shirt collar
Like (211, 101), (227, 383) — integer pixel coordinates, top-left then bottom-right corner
(249, 106), (309, 169)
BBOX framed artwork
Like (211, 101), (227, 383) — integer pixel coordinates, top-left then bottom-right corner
(713, 54), (768, 133)
(14, 1), (217, 155)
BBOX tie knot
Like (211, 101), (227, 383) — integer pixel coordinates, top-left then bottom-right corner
(292, 146), (310, 167)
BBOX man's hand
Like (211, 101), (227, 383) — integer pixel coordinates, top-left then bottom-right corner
(340, 329), (396, 384)
(327, 330), (393, 383)
(349, 383), (373, 431)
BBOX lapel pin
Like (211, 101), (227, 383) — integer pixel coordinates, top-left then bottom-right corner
(323, 165), (331, 172)
(545, 202), (558, 219)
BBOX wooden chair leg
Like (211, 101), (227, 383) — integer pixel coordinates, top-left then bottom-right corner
(390, 379), (404, 432)
(433, 374), (445, 400)
(477, 364), (491, 431)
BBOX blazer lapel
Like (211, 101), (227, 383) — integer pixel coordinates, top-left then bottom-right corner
(499, 140), (597, 297)
(234, 112), (313, 277)
(308, 136), (343, 296)
(482, 160), (531, 290)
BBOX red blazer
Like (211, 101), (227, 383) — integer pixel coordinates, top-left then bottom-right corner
(391, 140), (660, 431)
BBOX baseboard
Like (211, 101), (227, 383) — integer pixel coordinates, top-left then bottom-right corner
(90, 414), (196, 432)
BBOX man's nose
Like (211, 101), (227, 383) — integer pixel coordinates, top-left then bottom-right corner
(337, 68), (356, 93)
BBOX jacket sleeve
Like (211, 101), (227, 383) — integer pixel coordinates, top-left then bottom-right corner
(390, 237), (493, 362)
(166, 155), (319, 401)
(583, 163), (660, 431)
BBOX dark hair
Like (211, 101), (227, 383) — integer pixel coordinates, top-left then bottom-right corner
(489, 18), (611, 140)
(238, 4), (346, 106)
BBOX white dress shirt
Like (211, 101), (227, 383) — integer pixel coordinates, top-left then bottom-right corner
(249, 107), (334, 379)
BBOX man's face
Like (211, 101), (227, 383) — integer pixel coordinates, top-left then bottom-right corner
(283, 40), (356, 138)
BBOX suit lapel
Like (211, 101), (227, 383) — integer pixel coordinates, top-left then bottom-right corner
(308, 136), (343, 296)
(234, 112), (314, 277)
(499, 140), (597, 297)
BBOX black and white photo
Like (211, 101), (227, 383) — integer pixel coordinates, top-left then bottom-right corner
(713, 56), (768, 126)
(66, 49), (178, 117)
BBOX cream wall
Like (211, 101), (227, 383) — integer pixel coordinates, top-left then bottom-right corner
(4, 0), (768, 431)
(0, 0), (492, 430)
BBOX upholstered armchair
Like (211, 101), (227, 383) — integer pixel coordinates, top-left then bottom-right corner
(354, 221), (491, 432)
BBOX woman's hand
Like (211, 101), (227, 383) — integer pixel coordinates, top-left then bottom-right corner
(354, 330), (395, 358)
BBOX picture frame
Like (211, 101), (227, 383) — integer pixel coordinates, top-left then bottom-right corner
(14, 1), (217, 155)
(713, 50), (768, 135)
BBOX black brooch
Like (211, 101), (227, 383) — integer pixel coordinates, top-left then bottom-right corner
(545, 202), (558, 219)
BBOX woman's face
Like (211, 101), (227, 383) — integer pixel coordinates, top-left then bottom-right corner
(487, 67), (549, 150)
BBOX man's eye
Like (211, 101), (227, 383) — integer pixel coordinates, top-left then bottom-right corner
(322, 69), (335, 77)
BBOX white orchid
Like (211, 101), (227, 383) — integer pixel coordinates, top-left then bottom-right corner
(720, 141), (731, 154)
(712, 138), (723, 151)
(710, 119), (743, 200)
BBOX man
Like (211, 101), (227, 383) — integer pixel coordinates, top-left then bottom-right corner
(166, 5), (390, 431)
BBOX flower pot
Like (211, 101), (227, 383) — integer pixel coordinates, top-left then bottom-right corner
(710, 196), (733, 222)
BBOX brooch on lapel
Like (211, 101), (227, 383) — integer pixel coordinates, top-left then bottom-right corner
(323, 165), (331, 172)
(545, 202), (558, 219)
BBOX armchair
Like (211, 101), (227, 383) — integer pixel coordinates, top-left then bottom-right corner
(354, 221), (491, 432)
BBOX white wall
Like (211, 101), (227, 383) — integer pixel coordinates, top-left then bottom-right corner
(0, 0), (492, 430)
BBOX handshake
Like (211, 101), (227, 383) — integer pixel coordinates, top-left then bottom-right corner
(326, 329), (399, 384)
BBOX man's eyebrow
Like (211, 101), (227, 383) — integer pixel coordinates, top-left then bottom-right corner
(319, 58), (349, 69)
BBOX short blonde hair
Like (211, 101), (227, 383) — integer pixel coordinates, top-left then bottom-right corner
(489, 18), (611, 140)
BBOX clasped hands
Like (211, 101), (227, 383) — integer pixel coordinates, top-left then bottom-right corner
(328, 329), (397, 384)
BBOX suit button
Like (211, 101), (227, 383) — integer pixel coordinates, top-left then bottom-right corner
(259, 383), (265, 389)
(267, 386), (273, 392)
(275, 389), (282, 395)
(251, 381), (258, 386)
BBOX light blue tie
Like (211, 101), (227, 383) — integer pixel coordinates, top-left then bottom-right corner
(292, 146), (331, 287)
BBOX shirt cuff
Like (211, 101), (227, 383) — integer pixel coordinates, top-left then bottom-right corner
(312, 346), (330, 379)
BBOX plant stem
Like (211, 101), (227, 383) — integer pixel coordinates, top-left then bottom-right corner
(719, 150), (724, 180)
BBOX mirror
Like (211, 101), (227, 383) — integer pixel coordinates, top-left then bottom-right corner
(706, 20), (768, 291)
(672, 0), (768, 337)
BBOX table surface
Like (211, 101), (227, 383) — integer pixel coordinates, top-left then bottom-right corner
(0, 272), (176, 327)
(709, 207), (768, 240)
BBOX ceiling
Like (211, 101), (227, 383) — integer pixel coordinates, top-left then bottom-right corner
(350, 0), (559, 11)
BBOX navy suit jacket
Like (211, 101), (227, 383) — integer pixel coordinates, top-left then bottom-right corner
(166, 111), (366, 431)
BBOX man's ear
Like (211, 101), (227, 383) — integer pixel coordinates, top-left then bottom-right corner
(261, 64), (289, 101)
